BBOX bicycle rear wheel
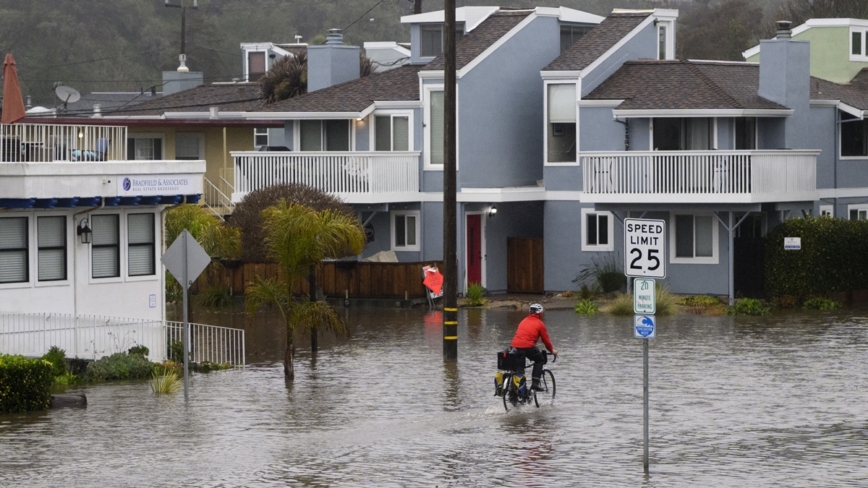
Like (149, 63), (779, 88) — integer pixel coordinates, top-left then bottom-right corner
(502, 374), (518, 412)
(533, 369), (556, 407)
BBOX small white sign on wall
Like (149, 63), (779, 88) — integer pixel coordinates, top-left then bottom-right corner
(784, 237), (801, 251)
(149, 294), (157, 308)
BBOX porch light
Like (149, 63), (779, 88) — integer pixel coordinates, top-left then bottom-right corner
(77, 218), (92, 244)
(489, 206), (497, 218)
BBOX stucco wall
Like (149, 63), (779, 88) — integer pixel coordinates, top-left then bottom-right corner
(580, 21), (656, 96)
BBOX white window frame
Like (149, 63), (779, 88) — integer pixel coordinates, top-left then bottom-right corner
(175, 133), (205, 160)
(127, 133), (165, 160)
(819, 205), (834, 217)
(0, 215), (30, 288)
(424, 84), (447, 170)
(848, 204), (868, 221)
(127, 213), (157, 279)
(245, 50), (268, 81)
(371, 110), (414, 152)
(89, 210), (160, 284)
(839, 111), (868, 160)
(657, 21), (675, 60)
(254, 127), (269, 148)
(850, 27), (868, 62)
(391, 210), (421, 252)
(580, 208), (614, 251)
(669, 212), (719, 265)
(294, 120), (355, 151)
(544, 80), (579, 166)
(36, 214), (70, 285)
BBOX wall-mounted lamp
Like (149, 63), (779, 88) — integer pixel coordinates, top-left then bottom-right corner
(77, 130), (83, 139)
(77, 218), (92, 244)
(489, 206), (497, 218)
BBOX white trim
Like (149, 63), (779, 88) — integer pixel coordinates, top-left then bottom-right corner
(418, 70), (445, 80)
(848, 204), (868, 221)
(243, 111), (366, 120)
(163, 112), (245, 119)
(370, 110), (414, 152)
(580, 208), (614, 252)
(669, 212), (720, 265)
(541, 70), (583, 79)
(545, 190), (583, 200)
(838, 103), (864, 119)
(578, 99), (623, 108)
(243, 49), (268, 82)
(615, 108), (793, 118)
(810, 99), (841, 108)
(374, 100), (422, 109)
(817, 187), (868, 199)
(544, 80), (579, 165)
(390, 210), (421, 252)
(458, 187), (546, 202)
(423, 84), (446, 171)
(401, 7), (499, 32)
(127, 132), (166, 160)
(580, 15), (657, 78)
(364, 42), (412, 56)
(464, 211), (487, 289)
(850, 26), (868, 62)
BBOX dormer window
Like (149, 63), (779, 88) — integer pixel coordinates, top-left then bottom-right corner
(248, 51), (266, 81)
(420, 23), (464, 58)
(851, 27), (868, 61)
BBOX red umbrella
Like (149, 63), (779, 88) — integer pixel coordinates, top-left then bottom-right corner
(2, 54), (25, 124)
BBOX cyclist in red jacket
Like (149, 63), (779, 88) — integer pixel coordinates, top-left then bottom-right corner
(510, 303), (558, 391)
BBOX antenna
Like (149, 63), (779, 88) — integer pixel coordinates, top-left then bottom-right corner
(55, 85), (81, 112)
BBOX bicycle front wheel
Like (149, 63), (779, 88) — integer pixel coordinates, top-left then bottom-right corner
(502, 375), (517, 412)
(533, 369), (556, 407)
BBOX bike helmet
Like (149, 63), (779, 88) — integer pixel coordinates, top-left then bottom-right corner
(529, 303), (544, 316)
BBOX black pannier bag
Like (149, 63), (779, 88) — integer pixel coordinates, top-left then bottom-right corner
(497, 350), (524, 370)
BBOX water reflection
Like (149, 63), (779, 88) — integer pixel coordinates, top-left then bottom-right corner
(2, 306), (868, 486)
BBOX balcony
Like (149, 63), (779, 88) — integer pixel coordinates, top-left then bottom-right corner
(580, 150), (819, 204)
(231, 151), (421, 204)
(0, 123), (126, 162)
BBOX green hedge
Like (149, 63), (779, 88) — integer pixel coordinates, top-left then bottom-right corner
(84, 352), (155, 381)
(765, 217), (868, 299)
(0, 354), (53, 414)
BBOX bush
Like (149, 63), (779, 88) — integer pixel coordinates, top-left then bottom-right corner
(168, 340), (187, 363)
(84, 353), (154, 381)
(41, 346), (67, 377)
(195, 284), (234, 308)
(573, 254), (625, 294)
(193, 361), (231, 373)
(0, 354), (53, 413)
(574, 299), (598, 315)
(579, 284), (600, 300)
(127, 345), (149, 357)
(464, 282), (487, 306)
(608, 294), (634, 316)
(655, 286), (676, 316)
(728, 298), (770, 316)
(679, 295), (724, 314)
(803, 297), (842, 310)
(151, 371), (182, 395)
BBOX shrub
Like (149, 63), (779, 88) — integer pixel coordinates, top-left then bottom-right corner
(608, 294), (634, 316)
(774, 295), (799, 309)
(84, 353), (154, 381)
(151, 371), (182, 395)
(127, 345), (149, 357)
(655, 286), (676, 316)
(803, 297), (842, 310)
(41, 346), (67, 377)
(193, 361), (231, 373)
(465, 282), (487, 306)
(728, 298), (770, 316)
(168, 340), (187, 363)
(573, 254), (625, 294)
(154, 360), (182, 377)
(679, 295), (724, 314)
(195, 284), (234, 308)
(0, 354), (53, 413)
(574, 299), (598, 315)
(579, 284), (600, 300)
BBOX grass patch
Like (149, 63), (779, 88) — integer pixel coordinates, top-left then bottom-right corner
(574, 299), (599, 315)
(573, 254), (625, 294)
(464, 282), (487, 307)
(728, 298), (770, 316)
(803, 297), (842, 310)
(150, 371), (182, 395)
(608, 293), (634, 316)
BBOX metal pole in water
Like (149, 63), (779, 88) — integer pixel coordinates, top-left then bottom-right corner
(182, 232), (190, 402)
(643, 337), (649, 474)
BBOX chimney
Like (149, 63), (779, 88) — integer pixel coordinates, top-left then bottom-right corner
(162, 70), (204, 96)
(307, 28), (360, 92)
(758, 20), (810, 149)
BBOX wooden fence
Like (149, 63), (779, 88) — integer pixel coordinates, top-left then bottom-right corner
(192, 261), (443, 299)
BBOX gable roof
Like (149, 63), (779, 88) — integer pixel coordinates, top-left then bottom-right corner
(811, 73), (868, 111)
(107, 83), (264, 116)
(252, 64), (424, 114)
(424, 9), (532, 71)
(544, 12), (650, 72)
(584, 60), (789, 111)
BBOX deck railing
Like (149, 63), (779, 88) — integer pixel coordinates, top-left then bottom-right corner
(581, 150), (818, 202)
(231, 151), (420, 202)
(0, 313), (245, 366)
(0, 123), (127, 162)
(203, 176), (235, 219)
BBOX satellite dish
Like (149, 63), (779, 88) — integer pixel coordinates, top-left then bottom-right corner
(55, 85), (81, 104)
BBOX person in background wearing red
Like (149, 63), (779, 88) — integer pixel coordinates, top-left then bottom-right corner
(510, 303), (558, 391)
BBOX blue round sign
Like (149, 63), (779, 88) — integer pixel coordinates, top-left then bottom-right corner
(634, 315), (655, 338)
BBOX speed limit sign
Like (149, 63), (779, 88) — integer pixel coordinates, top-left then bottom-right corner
(624, 218), (666, 278)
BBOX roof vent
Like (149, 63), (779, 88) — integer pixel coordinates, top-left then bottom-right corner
(326, 28), (343, 46)
(775, 20), (792, 39)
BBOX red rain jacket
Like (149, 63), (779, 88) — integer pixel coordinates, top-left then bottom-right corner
(510, 315), (553, 352)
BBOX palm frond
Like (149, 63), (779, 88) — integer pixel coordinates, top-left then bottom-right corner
(245, 276), (290, 326)
(291, 300), (349, 339)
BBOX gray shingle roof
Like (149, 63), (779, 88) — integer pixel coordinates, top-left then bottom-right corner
(255, 64), (424, 113)
(811, 76), (868, 111)
(424, 10), (532, 71)
(544, 13), (649, 72)
(585, 60), (788, 111)
(107, 83), (264, 116)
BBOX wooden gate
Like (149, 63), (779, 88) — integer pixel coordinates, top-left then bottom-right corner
(507, 237), (544, 293)
(734, 237), (764, 298)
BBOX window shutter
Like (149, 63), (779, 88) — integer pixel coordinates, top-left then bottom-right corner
(38, 216), (66, 281)
(393, 117), (409, 151)
(0, 217), (27, 283)
(548, 84), (576, 123)
(430, 91), (444, 165)
(128, 214), (155, 276)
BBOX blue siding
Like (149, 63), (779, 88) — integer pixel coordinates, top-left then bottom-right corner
(580, 22), (656, 96)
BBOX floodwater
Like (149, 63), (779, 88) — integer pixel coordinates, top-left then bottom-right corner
(3, 305), (868, 487)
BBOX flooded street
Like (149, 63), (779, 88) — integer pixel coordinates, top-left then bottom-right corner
(3, 306), (868, 486)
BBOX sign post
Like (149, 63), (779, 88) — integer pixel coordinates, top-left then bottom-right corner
(161, 230), (211, 402)
(625, 218), (665, 474)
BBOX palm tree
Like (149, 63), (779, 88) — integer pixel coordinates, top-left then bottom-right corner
(245, 200), (365, 379)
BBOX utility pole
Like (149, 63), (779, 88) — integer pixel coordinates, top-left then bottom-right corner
(414, 0), (422, 14)
(165, 0), (198, 73)
(442, 0), (458, 361)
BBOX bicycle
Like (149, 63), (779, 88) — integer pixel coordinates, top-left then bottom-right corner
(495, 350), (556, 412)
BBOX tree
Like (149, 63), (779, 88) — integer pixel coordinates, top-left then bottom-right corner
(677, 0), (764, 61)
(245, 200), (365, 379)
(260, 50), (375, 104)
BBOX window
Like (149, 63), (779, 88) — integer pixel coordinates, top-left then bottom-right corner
(375, 115), (410, 151)
(851, 28), (868, 60)
(175, 134), (202, 160)
(670, 213), (718, 264)
(0, 217), (28, 284)
(581, 209), (613, 251)
(92, 215), (120, 279)
(735, 118), (756, 150)
(426, 89), (445, 167)
(560, 24), (592, 53)
(849, 205), (868, 221)
(248, 51), (266, 81)
(653, 118), (713, 150)
(820, 205), (834, 217)
(299, 120), (350, 151)
(254, 127), (269, 147)
(420, 24), (464, 58)
(128, 214), (155, 277)
(37, 216), (66, 282)
(547, 83), (576, 163)
(658, 25), (667, 60)
(841, 112), (868, 157)
(127, 136), (163, 160)
(392, 211), (420, 251)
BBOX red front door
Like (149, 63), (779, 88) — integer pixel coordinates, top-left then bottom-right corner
(467, 214), (482, 285)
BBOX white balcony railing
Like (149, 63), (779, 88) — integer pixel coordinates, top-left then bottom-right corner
(581, 150), (819, 203)
(0, 123), (126, 162)
(231, 151), (420, 203)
